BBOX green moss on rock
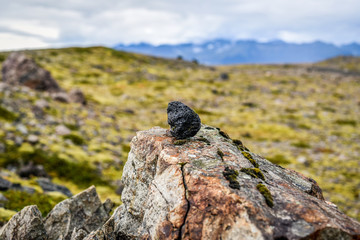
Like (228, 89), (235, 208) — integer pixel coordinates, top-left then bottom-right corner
(240, 168), (265, 181)
(217, 149), (225, 161)
(223, 166), (240, 189)
(174, 139), (187, 145)
(233, 139), (250, 151)
(198, 136), (210, 145)
(218, 130), (231, 139)
(241, 151), (259, 168)
(256, 183), (274, 207)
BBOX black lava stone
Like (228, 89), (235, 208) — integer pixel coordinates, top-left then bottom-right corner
(167, 101), (201, 139)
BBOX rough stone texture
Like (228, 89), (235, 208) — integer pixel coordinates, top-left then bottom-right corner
(167, 101), (201, 139)
(1, 52), (61, 92)
(37, 178), (73, 197)
(0, 205), (47, 240)
(44, 185), (113, 240)
(69, 89), (87, 105)
(110, 125), (360, 240)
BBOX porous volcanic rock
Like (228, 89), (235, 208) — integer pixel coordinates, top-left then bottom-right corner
(44, 185), (113, 240)
(109, 125), (360, 240)
(0, 205), (47, 240)
(1, 52), (61, 92)
(167, 101), (201, 139)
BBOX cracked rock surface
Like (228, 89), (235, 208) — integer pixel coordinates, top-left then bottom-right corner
(110, 125), (360, 239)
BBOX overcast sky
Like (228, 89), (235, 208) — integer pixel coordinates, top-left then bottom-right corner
(0, 0), (359, 51)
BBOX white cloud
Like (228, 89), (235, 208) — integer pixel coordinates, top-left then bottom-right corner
(0, 33), (50, 51)
(0, 0), (359, 50)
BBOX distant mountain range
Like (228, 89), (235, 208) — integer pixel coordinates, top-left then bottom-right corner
(114, 39), (360, 65)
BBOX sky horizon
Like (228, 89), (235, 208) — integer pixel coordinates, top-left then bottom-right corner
(0, 0), (359, 51)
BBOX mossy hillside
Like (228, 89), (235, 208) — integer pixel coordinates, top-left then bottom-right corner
(1, 190), (66, 217)
(0, 48), (359, 220)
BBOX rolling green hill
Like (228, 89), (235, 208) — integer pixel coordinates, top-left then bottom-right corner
(0, 47), (359, 222)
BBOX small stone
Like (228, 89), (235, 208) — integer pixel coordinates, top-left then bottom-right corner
(0, 143), (5, 153)
(0, 177), (12, 191)
(167, 101), (201, 139)
(69, 88), (87, 105)
(37, 178), (72, 197)
(11, 183), (36, 194)
(52, 92), (70, 103)
(55, 125), (71, 135)
(16, 124), (28, 134)
(27, 134), (39, 144)
(35, 99), (50, 109)
(18, 162), (49, 179)
(0, 193), (8, 207)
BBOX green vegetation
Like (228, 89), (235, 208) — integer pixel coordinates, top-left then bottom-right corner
(217, 149), (225, 161)
(240, 168), (265, 181)
(267, 154), (291, 165)
(223, 167), (240, 189)
(241, 151), (259, 168)
(63, 133), (86, 145)
(1, 190), (66, 217)
(174, 139), (187, 145)
(0, 105), (17, 121)
(256, 183), (274, 207)
(0, 47), (359, 220)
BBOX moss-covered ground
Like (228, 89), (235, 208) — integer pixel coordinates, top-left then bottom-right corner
(0, 48), (359, 221)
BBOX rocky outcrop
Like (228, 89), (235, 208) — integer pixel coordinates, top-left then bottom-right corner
(1, 52), (61, 92)
(0, 186), (113, 240)
(0, 205), (47, 240)
(44, 185), (113, 240)
(110, 125), (360, 239)
(1, 125), (360, 239)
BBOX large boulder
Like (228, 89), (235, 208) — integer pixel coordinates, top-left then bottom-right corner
(108, 125), (360, 239)
(1, 52), (61, 92)
(0, 205), (47, 240)
(44, 185), (113, 240)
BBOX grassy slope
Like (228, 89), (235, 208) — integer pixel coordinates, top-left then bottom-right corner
(0, 47), (359, 221)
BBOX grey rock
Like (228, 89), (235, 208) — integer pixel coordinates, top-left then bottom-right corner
(27, 134), (40, 144)
(11, 183), (36, 194)
(70, 227), (88, 240)
(44, 185), (113, 240)
(0, 193), (8, 207)
(1, 52), (61, 92)
(16, 124), (28, 134)
(14, 136), (24, 146)
(69, 89), (87, 105)
(37, 178), (72, 197)
(0, 142), (5, 154)
(55, 125), (71, 135)
(167, 101), (201, 139)
(0, 177), (12, 191)
(52, 92), (70, 103)
(18, 162), (49, 179)
(0, 205), (47, 240)
(109, 126), (360, 240)
(34, 99), (50, 109)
